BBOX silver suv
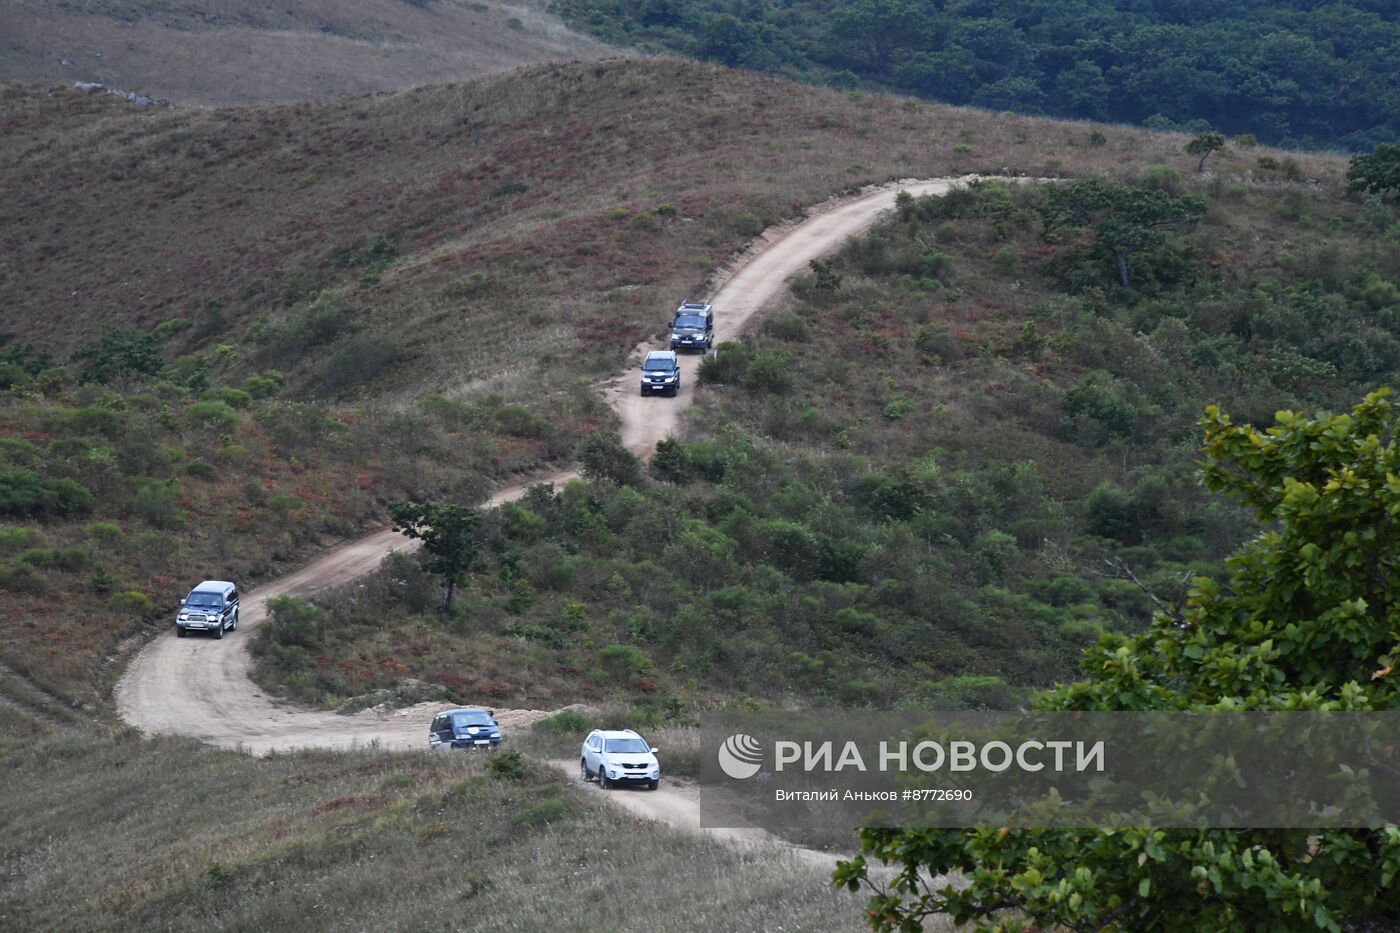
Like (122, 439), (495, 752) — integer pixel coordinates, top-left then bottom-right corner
(176, 580), (239, 639)
(581, 728), (660, 790)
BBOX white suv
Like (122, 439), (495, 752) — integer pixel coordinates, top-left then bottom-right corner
(581, 729), (660, 790)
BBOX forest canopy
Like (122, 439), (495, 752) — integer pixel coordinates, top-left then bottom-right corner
(558, 0), (1400, 149)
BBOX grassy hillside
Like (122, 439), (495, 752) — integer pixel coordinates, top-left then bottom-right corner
(0, 58), (1344, 396)
(250, 169), (1397, 718)
(0, 730), (861, 931)
(2, 0), (614, 106)
(0, 58), (1346, 713)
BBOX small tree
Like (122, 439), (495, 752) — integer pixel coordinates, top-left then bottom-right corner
(1184, 130), (1227, 172)
(1039, 180), (1206, 289)
(388, 500), (479, 612)
(577, 431), (643, 486)
(1347, 143), (1400, 197)
(835, 389), (1400, 931)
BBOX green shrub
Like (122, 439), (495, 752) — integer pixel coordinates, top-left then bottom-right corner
(0, 362), (30, 392)
(267, 494), (305, 517)
(914, 325), (960, 361)
(63, 406), (124, 437)
(83, 522), (123, 543)
(316, 338), (398, 395)
(741, 349), (794, 393)
(72, 326), (163, 386)
(15, 547), (89, 572)
(729, 212), (765, 237)
(267, 294), (354, 360)
(493, 405), (549, 438)
(109, 590), (153, 614)
(922, 675), (1026, 710)
(533, 710), (590, 737)
(242, 371), (283, 399)
(1142, 164), (1180, 191)
(882, 397), (915, 421)
(131, 477), (183, 529)
(203, 387), (252, 409)
(597, 643), (652, 675)
(185, 459), (218, 481)
(1084, 482), (1135, 542)
(88, 563), (117, 593)
(761, 313), (811, 342)
(516, 798), (568, 826)
(697, 341), (750, 385)
(186, 401), (238, 434)
(0, 469), (94, 518)
(577, 432), (642, 486)
(971, 530), (1018, 585)
(649, 436), (692, 484)
(0, 560), (46, 593)
(0, 527), (43, 551)
(488, 748), (527, 781)
(204, 863), (234, 891)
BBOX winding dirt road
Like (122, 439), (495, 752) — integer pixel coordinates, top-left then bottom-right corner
(117, 175), (998, 855)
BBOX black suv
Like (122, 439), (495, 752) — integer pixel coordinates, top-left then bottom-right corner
(640, 350), (681, 396)
(669, 302), (714, 351)
(428, 708), (503, 750)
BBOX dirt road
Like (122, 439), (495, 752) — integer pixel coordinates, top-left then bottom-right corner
(116, 175), (1000, 856)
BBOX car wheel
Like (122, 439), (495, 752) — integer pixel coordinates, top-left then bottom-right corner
(581, 759), (592, 782)
(648, 779), (659, 791)
(214, 622), (224, 640)
(230, 611), (238, 631)
(176, 627), (185, 638)
(599, 768), (610, 789)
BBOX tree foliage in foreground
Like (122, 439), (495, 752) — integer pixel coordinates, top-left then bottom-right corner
(836, 390), (1400, 931)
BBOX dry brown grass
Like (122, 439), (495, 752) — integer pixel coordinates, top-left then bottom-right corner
(0, 0), (616, 106)
(0, 730), (868, 931)
(0, 58), (1348, 404)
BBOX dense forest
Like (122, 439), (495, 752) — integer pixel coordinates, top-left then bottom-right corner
(556, 0), (1400, 149)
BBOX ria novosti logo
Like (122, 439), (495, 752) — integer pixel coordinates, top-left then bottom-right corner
(716, 732), (1106, 779)
(717, 733), (764, 779)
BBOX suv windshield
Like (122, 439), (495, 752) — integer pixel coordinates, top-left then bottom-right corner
(673, 314), (706, 329)
(605, 737), (650, 754)
(450, 711), (493, 727)
(643, 359), (674, 372)
(186, 592), (222, 608)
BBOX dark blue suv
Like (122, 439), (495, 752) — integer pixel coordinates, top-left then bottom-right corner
(428, 708), (503, 750)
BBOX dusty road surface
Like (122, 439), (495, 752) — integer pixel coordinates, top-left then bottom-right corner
(117, 177), (1009, 864)
(609, 176), (993, 455)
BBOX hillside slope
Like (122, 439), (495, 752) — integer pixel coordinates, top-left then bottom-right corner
(1, 0), (614, 105)
(0, 58), (1344, 401)
(0, 58), (1349, 711)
